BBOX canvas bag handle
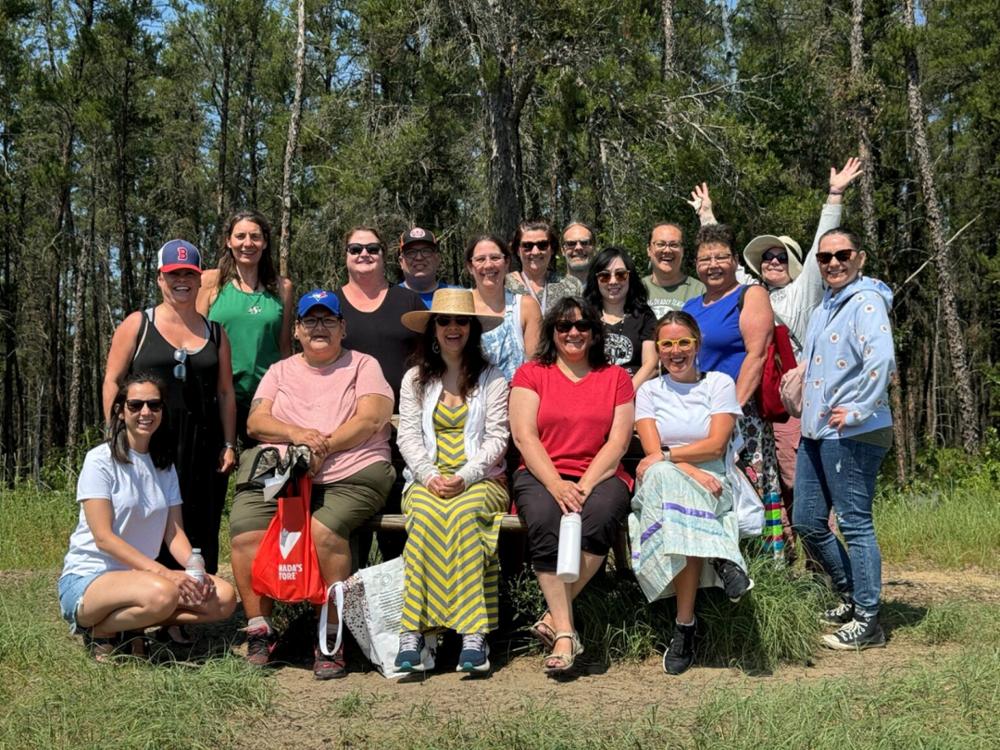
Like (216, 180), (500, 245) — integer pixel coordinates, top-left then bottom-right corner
(318, 581), (345, 656)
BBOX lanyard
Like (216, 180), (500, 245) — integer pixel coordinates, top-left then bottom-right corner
(518, 271), (548, 314)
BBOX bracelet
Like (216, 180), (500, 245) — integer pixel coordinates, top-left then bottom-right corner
(828, 189), (844, 196)
(224, 442), (237, 450)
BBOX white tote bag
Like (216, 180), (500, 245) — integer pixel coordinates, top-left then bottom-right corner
(319, 556), (437, 679)
(726, 435), (765, 539)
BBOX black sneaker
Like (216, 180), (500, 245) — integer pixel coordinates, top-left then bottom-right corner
(244, 624), (277, 667)
(313, 642), (347, 680)
(711, 559), (754, 602)
(822, 613), (886, 651)
(456, 633), (490, 674)
(662, 621), (697, 675)
(820, 598), (855, 626)
(394, 631), (427, 672)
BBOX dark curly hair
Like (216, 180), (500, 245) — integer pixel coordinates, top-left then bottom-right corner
(107, 373), (175, 469)
(583, 247), (650, 317)
(534, 296), (608, 369)
(410, 315), (489, 400)
(695, 223), (736, 255)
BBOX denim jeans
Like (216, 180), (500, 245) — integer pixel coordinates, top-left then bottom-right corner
(792, 436), (888, 616)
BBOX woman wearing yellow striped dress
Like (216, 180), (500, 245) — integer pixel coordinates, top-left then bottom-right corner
(396, 289), (508, 673)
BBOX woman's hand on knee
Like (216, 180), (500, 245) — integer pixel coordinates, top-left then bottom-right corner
(159, 569), (204, 607)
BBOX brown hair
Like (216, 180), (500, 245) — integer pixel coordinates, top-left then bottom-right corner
(219, 210), (278, 294)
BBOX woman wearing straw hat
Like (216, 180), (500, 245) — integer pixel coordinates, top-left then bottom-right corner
(394, 289), (509, 674)
(741, 157), (863, 555)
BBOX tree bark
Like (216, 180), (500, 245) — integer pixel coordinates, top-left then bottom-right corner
(849, 0), (879, 250)
(902, 0), (979, 451)
(279, 0), (307, 278)
(661, 0), (675, 80)
(215, 50), (232, 241)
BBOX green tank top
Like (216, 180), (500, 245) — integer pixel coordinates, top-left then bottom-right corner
(207, 281), (284, 403)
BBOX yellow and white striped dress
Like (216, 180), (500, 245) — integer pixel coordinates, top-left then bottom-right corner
(400, 402), (509, 634)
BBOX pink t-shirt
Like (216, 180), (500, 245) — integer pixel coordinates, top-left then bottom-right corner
(511, 360), (635, 489)
(254, 351), (393, 484)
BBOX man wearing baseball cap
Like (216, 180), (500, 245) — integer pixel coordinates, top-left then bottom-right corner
(398, 227), (454, 308)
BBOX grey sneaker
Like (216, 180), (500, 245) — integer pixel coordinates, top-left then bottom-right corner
(820, 599), (855, 626)
(822, 614), (886, 651)
(456, 633), (490, 674)
(711, 559), (754, 602)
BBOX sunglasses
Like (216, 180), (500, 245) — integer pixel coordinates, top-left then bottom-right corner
(656, 337), (696, 351)
(554, 319), (596, 334)
(816, 249), (856, 265)
(519, 240), (551, 252)
(402, 246), (437, 259)
(346, 243), (383, 255)
(761, 249), (789, 264)
(125, 398), (164, 413)
(563, 239), (593, 249)
(173, 349), (187, 382)
(300, 316), (341, 329)
(434, 315), (471, 327)
(596, 269), (629, 284)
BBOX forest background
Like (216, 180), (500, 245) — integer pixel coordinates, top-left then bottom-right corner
(1, 0), (997, 486)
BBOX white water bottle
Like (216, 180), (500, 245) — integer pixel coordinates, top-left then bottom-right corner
(185, 548), (206, 584)
(556, 513), (582, 583)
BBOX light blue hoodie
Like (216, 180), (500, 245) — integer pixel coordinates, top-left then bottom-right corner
(800, 275), (895, 441)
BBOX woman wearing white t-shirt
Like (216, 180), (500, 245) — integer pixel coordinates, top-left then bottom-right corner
(58, 374), (237, 661)
(628, 311), (752, 676)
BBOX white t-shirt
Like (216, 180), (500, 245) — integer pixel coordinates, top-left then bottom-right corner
(635, 370), (741, 448)
(60, 443), (182, 578)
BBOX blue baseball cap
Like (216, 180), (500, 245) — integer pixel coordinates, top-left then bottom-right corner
(297, 289), (341, 318)
(157, 239), (203, 273)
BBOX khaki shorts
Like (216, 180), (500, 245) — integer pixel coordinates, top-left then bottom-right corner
(230, 449), (395, 540)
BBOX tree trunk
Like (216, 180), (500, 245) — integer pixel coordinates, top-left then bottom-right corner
(67, 232), (89, 453)
(661, 0), (675, 80)
(902, 0), (979, 452)
(215, 51), (232, 241)
(718, 0), (737, 86)
(279, 0), (307, 278)
(849, 0), (879, 251)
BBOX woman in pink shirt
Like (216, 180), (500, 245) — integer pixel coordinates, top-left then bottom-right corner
(509, 297), (635, 675)
(228, 290), (395, 679)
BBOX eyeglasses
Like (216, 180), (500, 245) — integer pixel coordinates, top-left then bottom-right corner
(347, 243), (383, 255)
(695, 253), (734, 266)
(554, 319), (595, 334)
(563, 239), (593, 249)
(651, 240), (683, 251)
(816, 249), (856, 265)
(125, 398), (164, 413)
(761, 249), (789, 264)
(402, 246), (436, 259)
(519, 240), (550, 252)
(596, 269), (629, 284)
(173, 349), (187, 382)
(300, 316), (341, 329)
(435, 315), (471, 327)
(471, 253), (506, 266)
(656, 337), (696, 351)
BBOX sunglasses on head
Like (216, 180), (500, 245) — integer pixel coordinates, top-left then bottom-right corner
(596, 269), (629, 284)
(554, 319), (595, 334)
(434, 315), (471, 327)
(125, 398), (164, 413)
(519, 240), (550, 252)
(816, 249), (856, 265)
(347, 243), (383, 255)
(656, 337), (696, 351)
(761, 249), (789, 264)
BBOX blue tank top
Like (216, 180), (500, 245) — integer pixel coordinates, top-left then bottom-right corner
(480, 290), (524, 381)
(683, 286), (746, 382)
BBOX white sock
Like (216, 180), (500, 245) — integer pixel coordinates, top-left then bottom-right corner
(676, 618), (695, 628)
(247, 616), (273, 633)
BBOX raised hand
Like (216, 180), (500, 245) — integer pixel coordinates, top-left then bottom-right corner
(829, 157), (863, 195)
(686, 182), (717, 224)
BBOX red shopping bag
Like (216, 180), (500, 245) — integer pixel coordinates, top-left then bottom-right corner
(251, 475), (327, 605)
(756, 323), (797, 422)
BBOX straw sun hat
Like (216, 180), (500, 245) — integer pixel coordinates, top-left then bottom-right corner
(400, 288), (504, 333)
(742, 235), (804, 280)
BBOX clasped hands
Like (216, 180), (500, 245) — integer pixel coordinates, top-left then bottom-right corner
(292, 427), (332, 475)
(546, 478), (591, 514)
(427, 474), (466, 499)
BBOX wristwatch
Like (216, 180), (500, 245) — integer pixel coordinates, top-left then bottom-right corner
(664, 447), (671, 462)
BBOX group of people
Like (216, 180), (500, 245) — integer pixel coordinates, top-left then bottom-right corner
(59, 157), (897, 679)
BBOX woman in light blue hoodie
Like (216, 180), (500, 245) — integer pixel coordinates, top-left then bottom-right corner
(793, 227), (895, 652)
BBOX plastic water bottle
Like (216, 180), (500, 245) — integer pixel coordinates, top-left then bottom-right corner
(556, 513), (582, 583)
(185, 548), (206, 584)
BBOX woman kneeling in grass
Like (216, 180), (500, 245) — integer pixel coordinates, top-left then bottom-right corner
(58, 374), (237, 661)
(628, 312), (752, 675)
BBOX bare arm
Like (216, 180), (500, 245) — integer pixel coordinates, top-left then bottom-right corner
(196, 269), (221, 316)
(736, 286), (774, 406)
(215, 328), (237, 472)
(509, 386), (565, 492)
(668, 413), (737, 464)
(521, 295), (542, 360)
(278, 277), (295, 358)
(825, 156), (862, 208)
(577, 400), (635, 495)
(324, 393), (392, 454)
(102, 312), (143, 422)
(687, 182), (718, 226)
(632, 340), (658, 390)
(246, 398), (327, 457)
(162, 505), (195, 567)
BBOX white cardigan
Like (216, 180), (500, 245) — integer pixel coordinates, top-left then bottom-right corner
(397, 365), (510, 492)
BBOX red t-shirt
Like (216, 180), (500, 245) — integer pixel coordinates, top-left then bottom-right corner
(511, 360), (634, 489)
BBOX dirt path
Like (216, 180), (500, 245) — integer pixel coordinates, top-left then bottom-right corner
(239, 564), (997, 749)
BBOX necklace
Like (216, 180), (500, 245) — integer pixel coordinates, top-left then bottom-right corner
(233, 279), (267, 315)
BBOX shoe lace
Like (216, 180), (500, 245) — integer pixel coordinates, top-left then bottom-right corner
(399, 631), (423, 652)
(667, 628), (690, 657)
(837, 619), (865, 640)
(827, 601), (852, 618)
(461, 633), (486, 652)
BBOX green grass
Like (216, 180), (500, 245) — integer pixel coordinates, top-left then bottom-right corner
(0, 572), (270, 750)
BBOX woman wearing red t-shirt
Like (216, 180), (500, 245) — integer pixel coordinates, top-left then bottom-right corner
(510, 297), (635, 675)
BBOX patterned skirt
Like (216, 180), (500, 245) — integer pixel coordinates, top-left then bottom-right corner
(737, 401), (784, 559)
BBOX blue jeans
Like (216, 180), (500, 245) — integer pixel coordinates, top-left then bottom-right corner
(792, 437), (888, 617)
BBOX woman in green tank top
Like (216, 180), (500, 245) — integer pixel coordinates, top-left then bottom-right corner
(198, 211), (294, 444)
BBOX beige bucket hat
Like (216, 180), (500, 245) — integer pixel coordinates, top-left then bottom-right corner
(743, 235), (804, 279)
(400, 288), (504, 333)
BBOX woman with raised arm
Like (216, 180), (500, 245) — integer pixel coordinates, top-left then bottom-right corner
(59, 374), (237, 661)
(467, 234), (542, 381)
(509, 297), (634, 676)
(583, 247), (658, 390)
(628, 312), (750, 675)
(393, 289), (508, 674)
(505, 219), (582, 315)
(198, 210), (295, 446)
(103, 240), (237, 581)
